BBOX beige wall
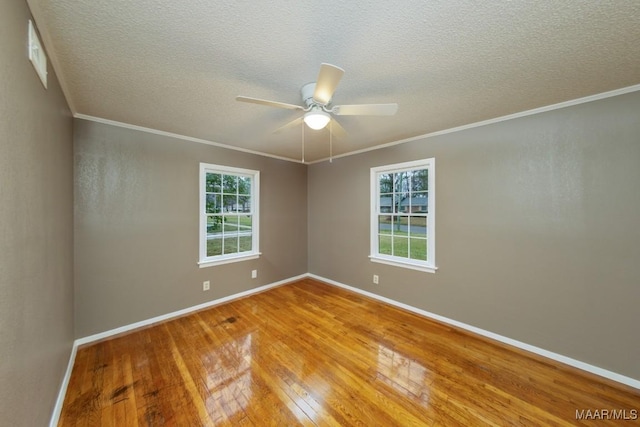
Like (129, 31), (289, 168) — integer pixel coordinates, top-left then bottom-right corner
(308, 91), (640, 380)
(74, 120), (308, 337)
(0, 2), (74, 425)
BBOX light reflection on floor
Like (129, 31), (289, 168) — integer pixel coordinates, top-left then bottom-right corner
(204, 334), (253, 419)
(376, 343), (431, 406)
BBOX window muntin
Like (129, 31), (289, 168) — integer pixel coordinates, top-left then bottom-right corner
(371, 159), (435, 272)
(200, 163), (259, 267)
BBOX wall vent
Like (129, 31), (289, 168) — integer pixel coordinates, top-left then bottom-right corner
(28, 20), (47, 89)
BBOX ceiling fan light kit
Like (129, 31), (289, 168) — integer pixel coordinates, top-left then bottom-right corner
(303, 107), (331, 130)
(236, 63), (398, 136)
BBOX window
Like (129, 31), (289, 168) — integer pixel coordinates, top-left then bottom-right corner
(199, 163), (259, 268)
(370, 158), (436, 273)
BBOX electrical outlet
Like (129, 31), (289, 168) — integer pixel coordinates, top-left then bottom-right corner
(373, 275), (379, 284)
(251, 270), (257, 279)
(203, 281), (210, 291)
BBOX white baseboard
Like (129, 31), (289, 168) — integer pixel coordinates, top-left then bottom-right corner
(49, 342), (77, 427)
(307, 273), (640, 391)
(49, 273), (306, 425)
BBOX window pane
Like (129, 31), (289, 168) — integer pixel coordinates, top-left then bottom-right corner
(239, 214), (252, 230)
(239, 234), (252, 252)
(207, 239), (222, 257)
(223, 215), (241, 256)
(408, 216), (427, 238)
(400, 191), (411, 213)
(379, 195), (392, 213)
(231, 195), (241, 213)
(397, 192), (411, 213)
(223, 194), (238, 212)
(379, 173), (394, 193)
(379, 234), (392, 255)
(412, 192), (428, 213)
(206, 173), (222, 192)
(389, 215), (405, 234)
(223, 236), (239, 255)
(393, 172), (403, 192)
(223, 175), (238, 193)
(238, 215), (253, 252)
(238, 215), (252, 252)
(206, 194), (221, 214)
(378, 215), (392, 234)
(392, 194), (401, 213)
(223, 215), (239, 232)
(394, 171), (412, 193)
(238, 195), (251, 213)
(393, 236), (408, 257)
(411, 169), (428, 192)
(207, 216), (222, 234)
(409, 238), (427, 261)
(206, 216), (222, 257)
(238, 176), (251, 195)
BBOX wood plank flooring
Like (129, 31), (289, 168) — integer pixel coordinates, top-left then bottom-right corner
(59, 278), (640, 426)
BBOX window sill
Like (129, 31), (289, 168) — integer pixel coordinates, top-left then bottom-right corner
(198, 252), (261, 268)
(369, 255), (437, 273)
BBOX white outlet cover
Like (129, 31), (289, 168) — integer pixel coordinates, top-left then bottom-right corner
(251, 270), (257, 279)
(28, 20), (47, 88)
(203, 281), (210, 291)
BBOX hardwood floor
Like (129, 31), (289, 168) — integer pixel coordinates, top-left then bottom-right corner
(59, 278), (639, 426)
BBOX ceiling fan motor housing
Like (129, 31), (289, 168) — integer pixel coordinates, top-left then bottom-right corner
(301, 82), (323, 107)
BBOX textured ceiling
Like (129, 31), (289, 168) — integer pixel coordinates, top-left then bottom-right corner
(27, 0), (640, 163)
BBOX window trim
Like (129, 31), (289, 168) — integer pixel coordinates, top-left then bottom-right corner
(370, 158), (437, 273)
(198, 163), (260, 268)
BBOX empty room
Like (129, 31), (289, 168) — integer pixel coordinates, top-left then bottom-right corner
(2, 1), (640, 426)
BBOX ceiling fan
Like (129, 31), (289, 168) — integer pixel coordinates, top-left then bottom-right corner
(236, 63), (398, 138)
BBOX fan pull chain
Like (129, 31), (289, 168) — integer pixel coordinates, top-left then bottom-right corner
(301, 120), (305, 163)
(329, 121), (333, 163)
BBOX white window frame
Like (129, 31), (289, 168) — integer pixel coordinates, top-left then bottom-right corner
(198, 163), (260, 268)
(370, 158), (436, 273)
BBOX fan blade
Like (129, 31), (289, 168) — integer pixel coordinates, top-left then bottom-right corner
(313, 63), (345, 105)
(273, 116), (304, 134)
(328, 118), (348, 139)
(236, 96), (303, 110)
(333, 103), (398, 116)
